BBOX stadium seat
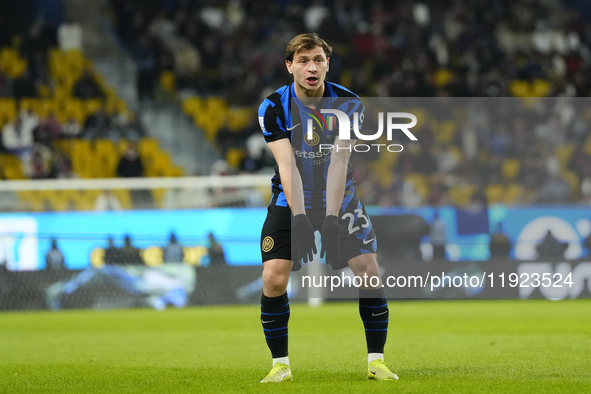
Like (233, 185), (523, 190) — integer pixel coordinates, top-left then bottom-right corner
(409, 108), (427, 128)
(94, 139), (115, 155)
(509, 79), (551, 99)
(555, 144), (574, 169)
(449, 185), (476, 205)
(434, 68), (452, 87)
(51, 190), (79, 211)
(85, 99), (103, 115)
(485, 184), (504, 204)
(0, 98), (17, 126)
(503, 184), (523, 204)
(171, 166), (184, 177)
(226, 147), (245, 168)
(160, 71), (176, 94)
(111, 189), (132, 209)
(37, 99), (59, 118)
(20, 98), (40, 114)
(227, 108), (251, 131)
(16, 191), (42, 211)
(561, 170), (579, 200)
(152, 188), (166, 207)
(405, 173), (430, 199)
(432, 120), (456, 144)
(502, 159), (520, 181)
(182, 97), (204, 115)
(0, 48), (27, 78)
(0, 153), (25, 179)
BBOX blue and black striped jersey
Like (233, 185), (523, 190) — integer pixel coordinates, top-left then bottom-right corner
(258, 81), (364, 209)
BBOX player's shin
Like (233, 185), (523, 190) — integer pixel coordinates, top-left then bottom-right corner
(261, 292), (290, 365)
(359, 288), (388, 361)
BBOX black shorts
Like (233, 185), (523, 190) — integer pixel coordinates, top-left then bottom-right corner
(260, 195), (377, 270)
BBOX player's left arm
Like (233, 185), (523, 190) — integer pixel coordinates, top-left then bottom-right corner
(321, 136), (354, 264)
(325, 136), (355, 217)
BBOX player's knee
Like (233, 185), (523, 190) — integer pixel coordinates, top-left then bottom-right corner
(350, 255), (380, 279)
(359, 264), (380, 279)
(262, 260), (290, 294)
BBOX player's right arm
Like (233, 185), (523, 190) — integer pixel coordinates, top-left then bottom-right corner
(259, 97), (315, 262)
(258, 96), (305, 214)
(266, 139), (304, 215)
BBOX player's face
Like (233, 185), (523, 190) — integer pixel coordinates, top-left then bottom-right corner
(286, 46), (329, 97)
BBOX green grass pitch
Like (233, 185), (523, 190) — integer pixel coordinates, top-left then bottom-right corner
(1, 300), (590, 393)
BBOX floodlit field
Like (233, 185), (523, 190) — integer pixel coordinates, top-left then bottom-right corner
(1, 300), (590, 393)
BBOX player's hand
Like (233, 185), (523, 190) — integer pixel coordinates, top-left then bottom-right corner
(321, 215), (347, 266)
(291, 214), (317, 263)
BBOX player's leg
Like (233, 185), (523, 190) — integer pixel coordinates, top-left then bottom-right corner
(259, 205), (294, 382)
(260, 258), (293, 382)
(349, 253), (399, 381)
(348, 253), (388, 357)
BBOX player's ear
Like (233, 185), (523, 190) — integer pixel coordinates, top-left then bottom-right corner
(285, 60), (293, 74)
(326, 57), (330, 72)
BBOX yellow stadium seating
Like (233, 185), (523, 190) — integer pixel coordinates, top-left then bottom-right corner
(555, 144), (574, 169)
(17, 191), (42, 211)
(502, 159), (520, 181)
(431, 120), (456, 144)
(561, 170), (579, 200)
(0, 153), (24, 179)
(111, 189), (132, 209)
(450, 185), (476, 205)
(85, 99), (103, 115)
(434, 68), (452, 87)
(510, 80), (550, 97)
(503, 184), (523, 204)
(160, 71), (176, 94)
(0, 98), (17, 126)
(152, 188), (166, 207)
(182, 96), (253, 147)
(485, 184), (504, 204)
(226, 147), (245, 168)
(0, 48), (27, 78)
(405, 173), (430, 199)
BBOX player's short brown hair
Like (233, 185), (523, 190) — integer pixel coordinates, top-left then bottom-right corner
(285, 33), (333, 62)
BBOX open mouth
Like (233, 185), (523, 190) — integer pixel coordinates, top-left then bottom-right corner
(306, 76), (319, 85)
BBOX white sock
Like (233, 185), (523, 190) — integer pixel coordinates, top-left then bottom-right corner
(368, 353), (384, 363)
(273, 356), (290, 366)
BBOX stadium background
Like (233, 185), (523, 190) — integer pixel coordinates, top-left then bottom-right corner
(0, 1), (590, 392)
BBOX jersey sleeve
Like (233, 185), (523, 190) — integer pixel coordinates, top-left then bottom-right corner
(258, 99), (289, 143)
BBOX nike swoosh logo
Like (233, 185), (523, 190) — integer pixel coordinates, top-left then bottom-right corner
(261, 320), (276, 324)
(372, 311), (387, 316)
(286, 123), (301, 131)
(281, 373), (289, 378)
(370, 370), (377, 375)
(363, 238), (375, 244)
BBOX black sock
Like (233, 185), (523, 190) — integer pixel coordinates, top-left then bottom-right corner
(359, 288), (388, 354)
(261, 292), (290, 358)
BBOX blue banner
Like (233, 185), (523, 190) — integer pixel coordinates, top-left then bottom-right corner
(1, 206), (591, 270)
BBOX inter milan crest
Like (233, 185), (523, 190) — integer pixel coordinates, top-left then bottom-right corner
(304, 131), (320, 146)
(262, 236), (274, 252)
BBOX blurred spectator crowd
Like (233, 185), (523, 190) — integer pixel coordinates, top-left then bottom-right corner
(0, 12), (149, 183)
(1, 0), (590, 210)
(351, 97), (591, 207)
(111, 0), (591, 102)
(109, 0), (591, 206)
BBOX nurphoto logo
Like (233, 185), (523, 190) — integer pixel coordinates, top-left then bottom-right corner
(310, 110), (418, 152)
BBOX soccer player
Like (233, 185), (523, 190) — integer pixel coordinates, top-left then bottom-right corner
(257, 33), (398, 383)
